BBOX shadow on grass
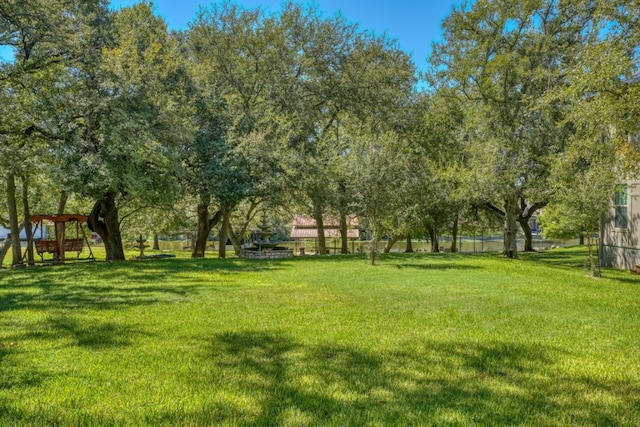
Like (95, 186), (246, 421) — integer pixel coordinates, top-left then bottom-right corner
(393, 262), (483, 271)
(21, 315), (147, 349)
(1, 256), (285, 285)
(0, 256), (289, 313)
(289, 253), (369, 263)
(2, 330), (637, 425)
(0, 282), (208, 313)
(602, 273), (640, 285)
(0, 355), (50, 391)
(0, 316), (149, 395)
(520, 247), (594, 270)
(142, 331), (638, 426)
(522, 248), (640, 284)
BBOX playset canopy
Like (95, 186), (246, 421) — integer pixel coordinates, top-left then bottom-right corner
(23, 214), (95, 263)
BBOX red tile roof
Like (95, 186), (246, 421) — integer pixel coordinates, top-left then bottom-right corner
(290, 215), (360, 239)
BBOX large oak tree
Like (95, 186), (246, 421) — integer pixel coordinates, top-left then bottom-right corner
(430, 0), (588, 258)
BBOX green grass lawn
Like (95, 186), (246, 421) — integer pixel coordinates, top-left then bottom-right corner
(1, 247), (639, 426)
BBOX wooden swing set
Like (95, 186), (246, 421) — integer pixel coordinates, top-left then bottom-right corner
(23, 214), (95, 263)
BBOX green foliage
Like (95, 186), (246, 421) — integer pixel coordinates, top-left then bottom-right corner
(541, 137), (618, 241)
(2, 248), (640, 424)
(186, 1), (416, 255)
(429, 0), (593, 257)
(351, 130), (407, 263)
(398, 90), (470, 241)
(2, 0), (640, 266)
(70, 2), (184, 204)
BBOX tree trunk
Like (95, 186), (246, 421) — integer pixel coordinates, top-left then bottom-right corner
(426, 224), (439, 253)
(313, 202), (327, 255)
(518, 216), (534, 252)
(369, 225), (378, 265)
(504, 196), (519, 259)
(193, 203), (210, 258)
(383, 234), (400, 253)
(339, 212), (349, 254)
(88, 190), (125, 261)
(218, 207), (230, 258)
(0, 238), (12, 267)
(227, 222), (242, 253)
(21, 175), (34, 265)
(53, 191), (69, 261)
(0, 222), (24, 267)
(7, 173), (23, 267)
(579, 233), (585, 246)
(337, 179), (350, 254)
(54, 220), (67, 262)
(587, 235), (600, 277)
(227, 199), (260, 254)
(450, 216), (459, 253)
(486, 200), (518, 257)
(58, 191), (68, 214)
(192, 199), (222, 258)
(517, 198), (546, 253)
(405, 234), (414, 253)
(54, 192), (68, 262)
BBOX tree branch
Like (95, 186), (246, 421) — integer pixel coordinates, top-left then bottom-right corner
(519, 200), (547, 220)
(208, 210), (222, 230)
(485, 202), (505, 218)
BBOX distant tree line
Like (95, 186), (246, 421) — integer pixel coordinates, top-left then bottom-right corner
(1, 0), (638, 273)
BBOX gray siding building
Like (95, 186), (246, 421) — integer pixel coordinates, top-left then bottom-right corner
(601, 181), (640, 269)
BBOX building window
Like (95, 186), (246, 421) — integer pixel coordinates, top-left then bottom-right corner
(614, 187), (628, 230)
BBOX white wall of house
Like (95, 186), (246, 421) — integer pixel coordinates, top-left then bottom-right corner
(0, 226), (24, 240)
(0, 226), (48, 241)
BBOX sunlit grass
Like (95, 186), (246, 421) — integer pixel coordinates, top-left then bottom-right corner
(1, 247), (639, 425)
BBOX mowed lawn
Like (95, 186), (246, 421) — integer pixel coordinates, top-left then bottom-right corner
(1, 248), (639, 426)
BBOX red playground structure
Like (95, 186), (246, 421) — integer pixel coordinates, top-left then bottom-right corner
(23, 214), (95, 263)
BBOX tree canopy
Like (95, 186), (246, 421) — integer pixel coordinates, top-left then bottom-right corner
(1, 0), (638, 266)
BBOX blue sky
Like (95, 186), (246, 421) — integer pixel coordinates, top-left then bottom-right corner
(1, 1), (462, 70)
(109, 0), (463, 70)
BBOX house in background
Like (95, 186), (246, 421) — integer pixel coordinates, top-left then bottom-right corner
(600, 181), (640, 269)
(290, 215), (360, 254)
(598, 72), (640, 269)
(600, 133), (640, 269)
(0, 225), (47, 241)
